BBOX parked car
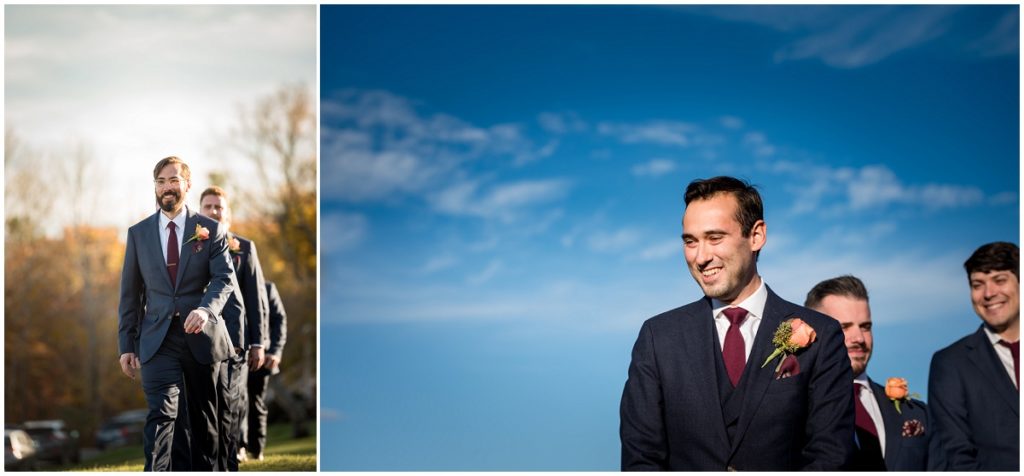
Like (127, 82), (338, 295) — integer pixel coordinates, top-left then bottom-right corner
(95, 409), (146, 451)
(5, 428), (40, 471)
(22, 420), (79, 465)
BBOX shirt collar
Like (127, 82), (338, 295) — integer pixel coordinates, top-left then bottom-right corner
(711, 278), (768, 321)
(158, 206), (189, 231)
(854, 372), (870, 388)
(982, 325), (1009, 346)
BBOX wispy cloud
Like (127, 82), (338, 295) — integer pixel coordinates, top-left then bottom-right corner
(743, 132), (776, 157)
(322, 89), (560, 204)
(720, 115), (745, 130)
(774, 160), (991, 214)
(429, 179), (570, 221)
(321, 211), (368, 255)
(467, 260), (503, 286)
(598, 120), (696, 147)
(588, 228), (643, 253)
(419, 254), (460, 274)
(538, 111), (588, 135)
(693, 5), (1013, 68)
(636, 239), (682, 261)
(631, 158), (677, 178)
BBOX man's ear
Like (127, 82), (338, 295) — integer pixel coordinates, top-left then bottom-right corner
(750, 219), (766, 252)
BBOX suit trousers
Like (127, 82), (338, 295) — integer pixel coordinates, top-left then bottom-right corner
(245, 366), (273, 456)
(140, 316), (221, 471)
(218, 353), (248, 471)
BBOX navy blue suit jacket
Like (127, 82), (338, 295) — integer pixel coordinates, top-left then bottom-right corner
(928, 326), (1019, 471)
(865, 378), (938, 471)
(620, 286), (855, 470)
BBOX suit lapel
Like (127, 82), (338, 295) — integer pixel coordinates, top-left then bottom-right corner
(145, 212), (174, 291)
(176, 209), (198, 291)
(729, 287), (787, 456)
(687, 297), (731, 451)
(870, 379), (902, 471)
(965, 327), (1019, 415)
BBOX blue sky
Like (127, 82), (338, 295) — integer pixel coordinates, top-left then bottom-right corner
(319, 5), (1019, 470)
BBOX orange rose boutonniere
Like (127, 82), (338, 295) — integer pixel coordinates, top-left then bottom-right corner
(184, 224), (210, 253)
(228, 236), (242, 254)
(761, 318), (817, 371)
(885, 377), (922, 414)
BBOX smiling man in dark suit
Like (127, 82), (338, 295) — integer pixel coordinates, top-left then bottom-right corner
(118, 156), (236, 471)
(620, 176), (854, 471)
(928, 241), (1019, 471)
(807, 275), (937, 471)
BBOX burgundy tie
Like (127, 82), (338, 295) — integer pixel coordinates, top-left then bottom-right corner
(722, 307), (748, 387)
(853, 384), (878, 437)
(998, 340), (1019, 390)
(167, 221), (179, 287)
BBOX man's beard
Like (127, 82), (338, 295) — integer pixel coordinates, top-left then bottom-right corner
(157, 191), (183, 213)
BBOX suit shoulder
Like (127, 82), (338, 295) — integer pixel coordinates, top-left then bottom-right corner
(932, 331), (978, 363)
(127, 213), (157, 233)
(643, 299), (706, 328)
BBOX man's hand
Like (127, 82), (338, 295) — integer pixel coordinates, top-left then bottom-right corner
(264, 353), (281, 370)
(119, 352), (140, 380)
(183, 309), (209, 334)
(248, 346), (265, 369)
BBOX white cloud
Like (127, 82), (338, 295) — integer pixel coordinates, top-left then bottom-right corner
(777, 161), (988, 214)
(636, 240), (682, 261)
(322, 89), (563, 205)
(989, 191), (1019, 205)
(631, 158), (677, 178)
(429, 179), (570, 220)
(598, 120), (695, 147)
(588, 228), (642, 253)
(720, 115), (745, 129)
(419, 255), (460, 274)
(538, 111), (588, 135)
(743, 132), (776, 157)
(467, 260), (503, 286)
(693, 5), (1012, 68)
(321, 211), (368, 254)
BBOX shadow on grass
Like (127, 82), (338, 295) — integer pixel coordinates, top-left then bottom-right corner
(68, 422), (315, 472)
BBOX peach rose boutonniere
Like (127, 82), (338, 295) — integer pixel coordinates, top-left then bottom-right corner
(228, 236), (242, 254)
(761, 318), (817, 373)
(885, 377), (922, 414)
(184, 224), (210, 253)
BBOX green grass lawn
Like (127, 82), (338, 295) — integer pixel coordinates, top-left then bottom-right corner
(69, 422), (316, 472)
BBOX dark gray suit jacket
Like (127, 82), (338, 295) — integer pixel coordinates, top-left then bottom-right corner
(620, 286), (855, 470)
(118, 208), (235, 365)
(230, 234), (268, 349)
(928, 326), (1019, 471)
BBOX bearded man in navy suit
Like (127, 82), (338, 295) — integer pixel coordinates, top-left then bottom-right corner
(620, 176), (855, 471)
(118, 156), (236, 471)
(928, 242), (1019, 470)
(806, 275), (938, 471)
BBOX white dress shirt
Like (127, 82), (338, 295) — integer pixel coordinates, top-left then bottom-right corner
(983, 326), (1018, 389)
(855, 373), (887, 456)
(711, 278), (767, 361)
(157, 207), (187, 264)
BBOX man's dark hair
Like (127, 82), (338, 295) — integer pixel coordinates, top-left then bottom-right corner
(964, 241), (1019, 280)
(805, 275), (870, 309)
(200, 185), (228, 204)
(684, 176), (763, 238)
(153, 156), (191, 181)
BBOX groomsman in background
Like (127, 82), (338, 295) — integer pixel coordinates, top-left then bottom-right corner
(929, 242), (1019, 470)
(199, 186), (269, 471)
(806, 275), (936, 470)
(242, 281), (288, 461)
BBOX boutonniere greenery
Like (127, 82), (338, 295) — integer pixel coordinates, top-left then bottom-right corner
(885, 377), (922, 414)
(184, 224), (210, 253)
(228, 236), (242, 254)
(761, 317), (817, 372)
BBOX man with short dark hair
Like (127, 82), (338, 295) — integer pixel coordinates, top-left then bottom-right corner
(928, 241), (1020, 470)
(118, 156), (235, 471)
(198, 186), (268, 471)
(807, 275), (935, 470)
(620, 176), (854, 471)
